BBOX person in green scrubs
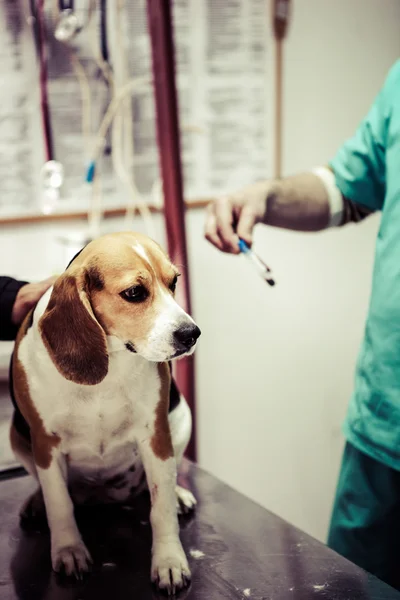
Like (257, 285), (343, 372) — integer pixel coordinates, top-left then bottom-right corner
(204, 59), (400, 589)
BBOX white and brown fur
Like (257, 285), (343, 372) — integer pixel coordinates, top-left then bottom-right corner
(9, 232), (201, 595)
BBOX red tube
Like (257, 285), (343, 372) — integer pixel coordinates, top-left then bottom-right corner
(146, 0), (197, 461)
(36, 0), (54, 162)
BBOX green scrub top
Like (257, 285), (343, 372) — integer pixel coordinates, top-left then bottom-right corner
(330, 59), (400, 469)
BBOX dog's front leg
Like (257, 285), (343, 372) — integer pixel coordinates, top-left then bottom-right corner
(139, 441), (190, 594)
(137, 364), (190, 594)
(36, 453), (91, 577)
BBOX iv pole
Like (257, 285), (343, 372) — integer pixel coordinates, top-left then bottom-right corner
(146, 0), (197, 461)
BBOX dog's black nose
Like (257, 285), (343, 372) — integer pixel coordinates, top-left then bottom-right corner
(174, 324), (201, 351)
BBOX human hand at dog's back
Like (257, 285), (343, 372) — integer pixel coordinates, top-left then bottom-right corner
(12, 276), (57, 326)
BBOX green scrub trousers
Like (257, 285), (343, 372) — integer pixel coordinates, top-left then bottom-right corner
(328, 443), (400, 589)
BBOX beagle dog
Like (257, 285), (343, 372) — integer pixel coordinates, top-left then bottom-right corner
(9, 232), (201, 595)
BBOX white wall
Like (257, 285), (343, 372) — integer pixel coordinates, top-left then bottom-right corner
(1, 0), (400, 543)
(193, 0), (400, 542)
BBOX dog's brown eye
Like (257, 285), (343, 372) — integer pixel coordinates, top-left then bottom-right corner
(169, 275), (179, 293)
(121, 285), (148, 303)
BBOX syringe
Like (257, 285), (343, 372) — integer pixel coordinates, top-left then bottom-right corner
(238, 239), (276, 287)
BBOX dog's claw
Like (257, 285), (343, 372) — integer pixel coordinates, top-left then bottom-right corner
(176, 486), (197, 515)
(151, 545), (191, 595)
(53, 542), (92, 578)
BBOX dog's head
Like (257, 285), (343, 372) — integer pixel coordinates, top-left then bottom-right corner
(39, 232), (201, 385)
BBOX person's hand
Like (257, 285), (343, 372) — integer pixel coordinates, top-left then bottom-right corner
(204, 181), (271, 254)
(11, 276), (57, 326)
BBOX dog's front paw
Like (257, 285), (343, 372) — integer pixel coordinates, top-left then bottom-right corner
(176, 485), (197, 515)
(151, 542), (191, 595)
(52, 541), (92, 579)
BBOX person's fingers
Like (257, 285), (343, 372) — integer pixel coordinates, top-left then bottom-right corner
(34, 275), (57, 296)
(25, 276), (57, 307)
(204, 204), (236, 253)
(204, 204), (225, 251)
(42, 275), (58, 286)
(25, 277), (57, 306)
(214, 197), (240, 253)
(11, 276), (57, 325)
(236, 205), (258, 246)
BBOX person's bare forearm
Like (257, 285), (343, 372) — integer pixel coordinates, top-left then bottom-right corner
(264, 170), (373, 232)
(204, 167), (374, 254)
(263, 173), (331, 232)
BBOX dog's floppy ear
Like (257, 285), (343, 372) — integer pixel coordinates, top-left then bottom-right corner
(39, 273), (108, 385)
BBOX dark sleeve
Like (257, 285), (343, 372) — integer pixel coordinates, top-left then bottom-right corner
(0, 277), (28, 341)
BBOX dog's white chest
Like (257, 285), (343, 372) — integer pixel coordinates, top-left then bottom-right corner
(22, 339), (159, 501)
(57, 392), (135, 461)
(57, 392), (146, 504)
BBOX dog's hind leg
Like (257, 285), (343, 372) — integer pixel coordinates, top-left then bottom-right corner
(168, 396), (197, 514)
(10, 419), (37, 477)
(10, 420), (47, 528)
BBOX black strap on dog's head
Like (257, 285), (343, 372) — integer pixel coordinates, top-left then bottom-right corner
(65, 245), (87, 270)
